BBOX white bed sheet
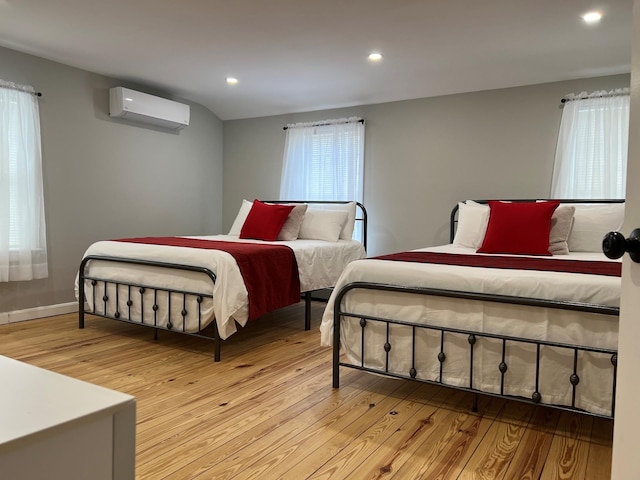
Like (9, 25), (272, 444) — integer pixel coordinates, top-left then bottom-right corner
(320, 244), (621, 416)
(76, 235), (365, 340)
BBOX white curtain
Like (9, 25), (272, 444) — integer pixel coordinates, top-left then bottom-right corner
(0, 80), (48, 281)
(279, 117), (364, 202)
(551, 90), (629, 199)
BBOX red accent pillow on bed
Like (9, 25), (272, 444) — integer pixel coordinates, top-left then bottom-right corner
(477, 200), (560, 256)
(240, 199), (295, 241)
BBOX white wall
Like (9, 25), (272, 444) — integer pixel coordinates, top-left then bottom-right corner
(223, 74), (630, 256)
(0, 46), (224, 313)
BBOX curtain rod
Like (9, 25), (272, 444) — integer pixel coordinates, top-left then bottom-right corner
(0, 80), (42, 97)
(283, 118), (364, 130)
(561, 88), (629, 104)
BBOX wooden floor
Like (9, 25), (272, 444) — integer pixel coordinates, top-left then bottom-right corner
(0, 302), (613, 479)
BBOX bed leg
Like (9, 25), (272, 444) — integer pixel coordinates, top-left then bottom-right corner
(214, 336), (221, 362)
(472, 393), (479, 412)
(78, 288), (84, 328)
(78, 275), (85, 329)
(304, 292), (311, 330)
(333, 354), (340, 388)
(333, 293), (342, 388)
(154, 328), (158, 341)
(331, 314), (342, 388)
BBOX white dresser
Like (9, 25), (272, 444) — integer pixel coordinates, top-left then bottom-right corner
(0, 355), (136, 480)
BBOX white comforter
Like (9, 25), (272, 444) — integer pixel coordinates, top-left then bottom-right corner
(320, 244), (621, 416)
(77, 235), (365, 339)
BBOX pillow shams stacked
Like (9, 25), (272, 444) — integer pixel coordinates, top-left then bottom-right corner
(228, 199), (352, 242)
(454, 200), (578, 255)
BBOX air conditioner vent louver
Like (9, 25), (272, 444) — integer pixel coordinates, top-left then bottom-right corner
(109, 87), (190, 130)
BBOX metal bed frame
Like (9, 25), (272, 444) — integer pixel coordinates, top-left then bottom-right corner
(78, 200), (367, 362)
(332, 199), (622, 419)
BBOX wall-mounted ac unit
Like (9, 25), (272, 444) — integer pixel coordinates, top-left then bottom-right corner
(109, 87), (190, 130)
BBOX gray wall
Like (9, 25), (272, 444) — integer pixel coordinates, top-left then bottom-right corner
(223, 74), (630, 256)
(0, 46), (224, 312)
(0, 42), (629, 314)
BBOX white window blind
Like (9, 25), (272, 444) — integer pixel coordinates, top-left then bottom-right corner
(0, 80), (48, 282)
(279, 117), (364, 202)
(551, 90), (629, 199)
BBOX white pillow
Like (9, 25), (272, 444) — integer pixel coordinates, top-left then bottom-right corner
(568, 203), (625, 252)
(453, 200), (490, 248)
(277, 204), (308, 241)
(298, 209), (349, 242)
(308, 202), (357, 240)
(548, 205), (575, 255)
(228, 199), (253, 236)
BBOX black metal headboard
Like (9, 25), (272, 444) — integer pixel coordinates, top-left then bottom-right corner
(449, 199), (625, 243)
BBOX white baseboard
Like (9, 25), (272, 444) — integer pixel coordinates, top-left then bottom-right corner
(0, 302), (78, 325)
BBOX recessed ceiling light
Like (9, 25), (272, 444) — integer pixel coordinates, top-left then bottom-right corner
(368, 53), (383, 62)
(226, 77), (238, 85)
(582, 11), (602, 24)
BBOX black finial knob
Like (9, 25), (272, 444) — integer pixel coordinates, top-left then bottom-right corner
(602, 231), (627, 259)
(603, 229), (640, 263)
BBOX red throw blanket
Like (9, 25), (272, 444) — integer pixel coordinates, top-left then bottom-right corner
(372, 251), (621, 277)
(113, 237), (301, 320)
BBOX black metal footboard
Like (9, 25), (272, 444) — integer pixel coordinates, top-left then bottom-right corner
(332, 282), (619, 419)
(79, 255), (316, 362)
(79, 255), (224, 360)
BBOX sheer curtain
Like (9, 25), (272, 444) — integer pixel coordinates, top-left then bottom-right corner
(551, 90), (630, 199)
(279, 117), (364, 202)
(0, 80), (48, 281)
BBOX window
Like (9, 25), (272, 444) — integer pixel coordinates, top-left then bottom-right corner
(551, 90), (629, 199)
(0, 81), (48, 282)
(279, 117), (364, 203)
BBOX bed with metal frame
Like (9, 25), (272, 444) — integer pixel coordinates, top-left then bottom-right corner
(77, 200), (367, 362)
(328, 199), (621, 419)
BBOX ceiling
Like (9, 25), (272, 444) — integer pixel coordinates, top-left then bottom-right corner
(0, 0), (632, 120)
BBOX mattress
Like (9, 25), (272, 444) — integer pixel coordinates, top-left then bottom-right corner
(76, 235), (366, 339)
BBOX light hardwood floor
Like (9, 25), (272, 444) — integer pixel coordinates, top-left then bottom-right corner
(0, 302), (613, 479)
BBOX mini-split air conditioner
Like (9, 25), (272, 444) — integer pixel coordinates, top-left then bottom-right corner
(109, 87), (190, 130)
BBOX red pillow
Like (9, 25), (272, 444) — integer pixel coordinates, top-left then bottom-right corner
(240, 199), (294, 241)
(477, 201), (560, 256)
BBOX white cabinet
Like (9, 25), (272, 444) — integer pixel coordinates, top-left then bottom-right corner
(0, 356), (136, 480)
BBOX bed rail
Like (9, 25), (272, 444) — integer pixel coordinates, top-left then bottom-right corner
(332, 281), (619, 419)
